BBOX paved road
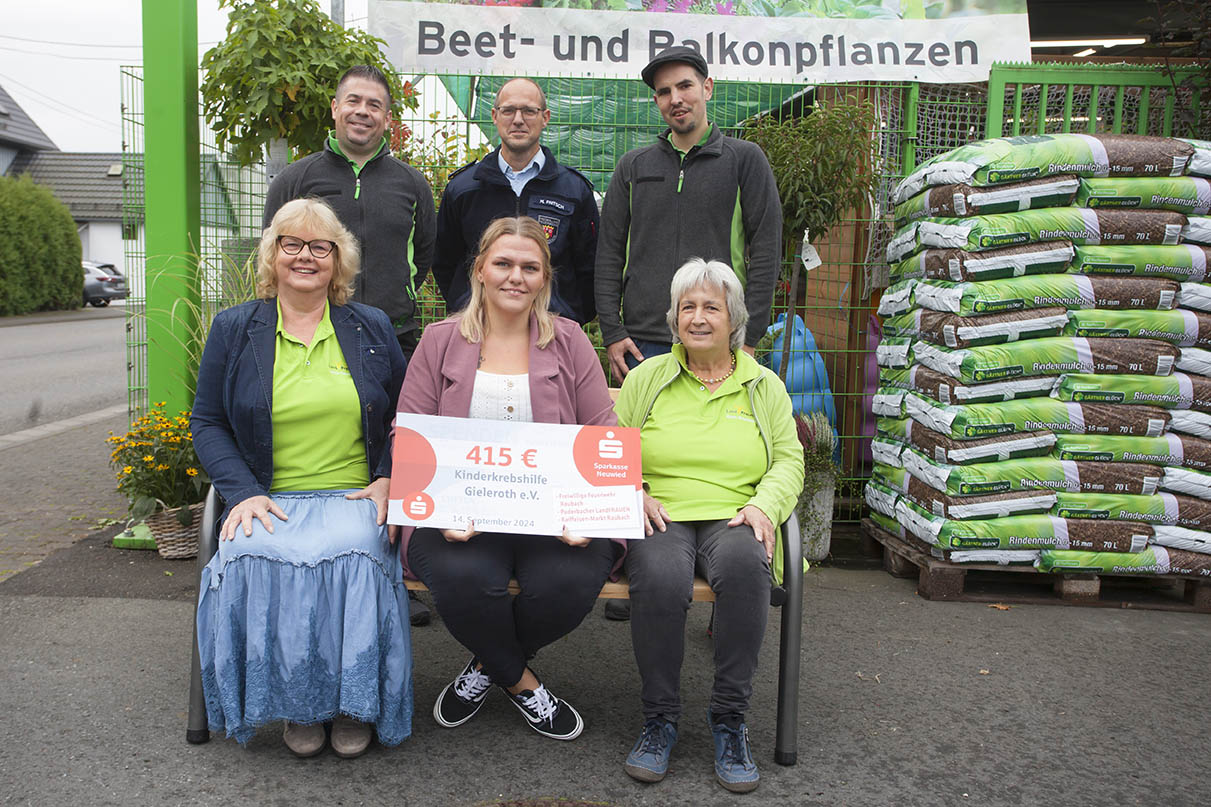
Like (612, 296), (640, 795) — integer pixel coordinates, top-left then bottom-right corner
(0, 305), (127, 437)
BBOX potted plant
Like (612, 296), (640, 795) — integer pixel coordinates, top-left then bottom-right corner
(795, 410), (840, 562)
(108, 402), (209, 558)
(200, 0), (417, 170)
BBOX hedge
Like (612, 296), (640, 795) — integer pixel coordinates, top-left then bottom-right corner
(0, 175), (82, 315)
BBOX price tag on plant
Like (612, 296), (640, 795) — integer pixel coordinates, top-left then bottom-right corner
(388, 413), (644, 539)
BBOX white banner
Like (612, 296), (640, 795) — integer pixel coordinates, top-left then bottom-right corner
(370, 1), (1030, 84)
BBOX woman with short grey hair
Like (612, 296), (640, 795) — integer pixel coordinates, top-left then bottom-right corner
(614, 258), (803, 793)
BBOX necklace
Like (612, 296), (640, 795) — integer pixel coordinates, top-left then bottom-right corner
(687, 353), (736, 388)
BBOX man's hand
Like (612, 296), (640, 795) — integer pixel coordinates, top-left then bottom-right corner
(607, 338), (645, 380)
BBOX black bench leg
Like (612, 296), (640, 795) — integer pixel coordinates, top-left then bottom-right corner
(774, 512), (802, 766)
(187, 486), (220, 744)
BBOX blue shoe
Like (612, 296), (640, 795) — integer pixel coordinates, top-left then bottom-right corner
(709, 711), (760, 793)
(624, 718), (678, 783)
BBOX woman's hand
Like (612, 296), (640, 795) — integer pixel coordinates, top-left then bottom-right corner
(346, 477), (399, 544)
(559, 525), (591, 548)
(441, 521), (478, 543)
(221, 495), (288, 541)
(729, 504), (775, 562)
(642, 492), (670, 536)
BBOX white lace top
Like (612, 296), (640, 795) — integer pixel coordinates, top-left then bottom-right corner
(468, 372), (533, 422)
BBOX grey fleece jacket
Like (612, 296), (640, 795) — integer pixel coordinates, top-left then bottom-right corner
(264, 137), (436, 335)
(594, 124), (782, 347)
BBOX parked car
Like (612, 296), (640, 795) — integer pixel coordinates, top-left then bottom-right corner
(82, 261), (128, 307)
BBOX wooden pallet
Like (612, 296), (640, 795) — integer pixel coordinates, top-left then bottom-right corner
(860, 519), (1211, 613)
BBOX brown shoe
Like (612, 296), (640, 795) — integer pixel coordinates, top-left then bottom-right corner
(331, 715), (373, 759)
(283, 721), (326, 758)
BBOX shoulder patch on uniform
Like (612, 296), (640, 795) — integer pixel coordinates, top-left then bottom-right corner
(564, 165), (595, 190)
(448, 158), (481, 180)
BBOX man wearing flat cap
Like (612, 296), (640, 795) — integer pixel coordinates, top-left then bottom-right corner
(594, 46), (782, 381)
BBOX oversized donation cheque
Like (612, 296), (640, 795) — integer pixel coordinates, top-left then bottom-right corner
(388, 413), (644, 540)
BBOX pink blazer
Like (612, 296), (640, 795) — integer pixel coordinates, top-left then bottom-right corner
(395, 313), (618, 577)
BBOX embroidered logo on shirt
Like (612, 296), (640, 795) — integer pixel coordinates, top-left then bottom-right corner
(329, 361), (351, 375)
(537, 214), (560, 242)
(725, 405), (756, 423)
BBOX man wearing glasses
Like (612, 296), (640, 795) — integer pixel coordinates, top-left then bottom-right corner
(432, 77), (599, 324)
(263, 65), (436, 628)
(264, 65), (436, 362)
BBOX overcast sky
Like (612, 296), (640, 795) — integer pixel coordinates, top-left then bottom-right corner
(0, 0), (371, 154)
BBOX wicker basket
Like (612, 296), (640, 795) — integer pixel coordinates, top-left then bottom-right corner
(146, 502), (204, 559)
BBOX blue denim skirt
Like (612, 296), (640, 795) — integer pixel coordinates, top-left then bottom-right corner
(196, 490), (413, 745)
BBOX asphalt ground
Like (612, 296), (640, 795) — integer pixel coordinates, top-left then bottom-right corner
(1, 416), (1209, 806)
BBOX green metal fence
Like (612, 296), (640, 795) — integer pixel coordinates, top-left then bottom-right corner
(122, 60), (1210, 524)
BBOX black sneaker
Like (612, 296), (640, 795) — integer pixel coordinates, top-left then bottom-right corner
(408, 590), (432, 627)
(503, 681), (584, 740)
(433, 657), (491, 728)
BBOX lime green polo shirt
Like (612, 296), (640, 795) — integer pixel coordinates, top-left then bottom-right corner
(270, 300), (369, 492)
(639, 345), (766, 521)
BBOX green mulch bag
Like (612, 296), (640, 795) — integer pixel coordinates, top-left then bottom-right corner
(881, 309), (922, 338)
(907, 209), (1186, 256)
(901, 446), (1162, 497)
(1037, 546), (1211, 575)
(912, 336), (1178, 383)
(1169, 409), (1211, 439)
(905, 474), (1056, 519)
(1052, 371), (1211, 411)
(1161, 466), (1211, 501)
(876, 337), (913, 368)
(1177, 138), (1211, 177)
(890, 241), (1074, 283)
(894, 176), (1079, 226)
(895, 496), (1150, 551)
(908, 421), (1055, 465)
(1077, 176), (1211, 214)
(905, 393), (1169, 440)
(1151, 525), (1211, 555)
(876, 416), (913, 441)
(1069, 244), (1210, 281)
(871, 434), (906, 468)
(914, 275), (1176, 316)
(1053, 491), (1211, 527)
(892, 134), (1194, 205)
(1179, 283), (1211, 312)
(1183, 216), (1211, 245)
(1064, 309), (1211, 347)
(869, 510), (908, 539)
(877, 279), (917, 317)
(872, 461), (909, 493)
(864, 479), (900, 519)
(1052, 433), (1211, 469)
(913, 307), (1070, 348)
(872, 387), (907, 417)
(1177, 347), (1211, 376)
(891, 363), (1055, 404)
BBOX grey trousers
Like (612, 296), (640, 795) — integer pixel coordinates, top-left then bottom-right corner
(626, 518), (771, 722)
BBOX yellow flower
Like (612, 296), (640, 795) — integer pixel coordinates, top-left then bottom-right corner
(143, 455), (155, 463)
(186, 468), (198, 477)
(123, 466), (133, 474)
(156, 463), (169, 471)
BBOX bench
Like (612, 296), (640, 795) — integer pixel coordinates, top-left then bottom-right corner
(187, 487), (805, 766)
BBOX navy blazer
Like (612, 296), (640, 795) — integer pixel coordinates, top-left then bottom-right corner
(190, 298), (406, 509)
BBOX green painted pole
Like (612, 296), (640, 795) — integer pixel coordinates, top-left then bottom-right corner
(142, 0), (200, 414)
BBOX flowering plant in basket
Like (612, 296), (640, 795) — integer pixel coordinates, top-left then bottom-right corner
(107, 402), (209, 525)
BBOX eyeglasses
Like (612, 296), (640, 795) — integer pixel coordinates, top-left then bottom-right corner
(277, 235), (336, 259)
(494, 105), (545, 120)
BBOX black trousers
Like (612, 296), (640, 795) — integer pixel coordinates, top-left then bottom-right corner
(408, 529), (617, 687)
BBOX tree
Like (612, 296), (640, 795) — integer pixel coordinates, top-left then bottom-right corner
(0, 175), (82, 315)
(200, 0), (418, 166)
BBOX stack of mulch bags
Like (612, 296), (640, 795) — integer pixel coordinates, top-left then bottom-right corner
(866, 133), (1211, 578)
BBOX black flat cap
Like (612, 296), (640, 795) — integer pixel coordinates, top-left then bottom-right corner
(641, 46), (709, 88)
